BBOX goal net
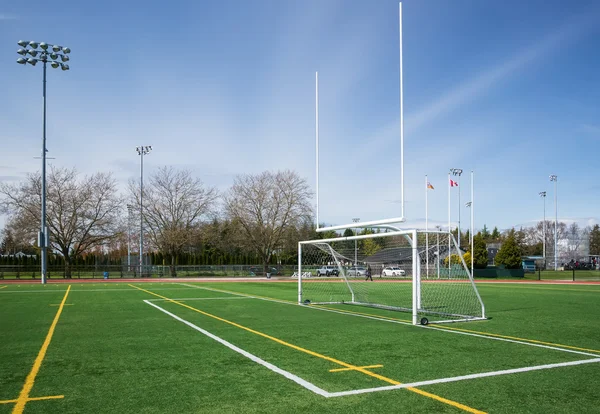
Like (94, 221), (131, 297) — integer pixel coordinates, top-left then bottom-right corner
(297, 229), (486, 325)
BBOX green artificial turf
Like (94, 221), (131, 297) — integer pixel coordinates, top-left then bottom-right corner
(0, 280), (599, 413)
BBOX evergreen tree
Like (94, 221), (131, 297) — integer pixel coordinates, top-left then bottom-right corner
(343, 228), (354, 237)
(362, 238), (381, 257)
(589, 224), (600, 255)
(473, 232), (488, 269)
(495, 230), (522, 269)
(491, 226), (501, 240)
(481, 225), (490, 240)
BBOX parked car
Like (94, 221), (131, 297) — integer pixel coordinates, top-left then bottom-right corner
(317, 265), (339, 277)
(381, 266), (406, 277)
(346, 266), (367, 277)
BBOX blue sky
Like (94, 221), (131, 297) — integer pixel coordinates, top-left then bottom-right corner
(1, 0), (599, 233)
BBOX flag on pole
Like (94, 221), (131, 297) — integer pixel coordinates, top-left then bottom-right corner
(427, 182), (434, 190)
(450, 179), (459, 187)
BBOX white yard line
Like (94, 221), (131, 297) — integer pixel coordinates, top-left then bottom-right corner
(327, 358), (600, 398)
(179, 283), (600, 358)
(144, 299), (330, 398)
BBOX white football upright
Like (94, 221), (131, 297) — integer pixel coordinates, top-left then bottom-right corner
(297, 229), (486, 325)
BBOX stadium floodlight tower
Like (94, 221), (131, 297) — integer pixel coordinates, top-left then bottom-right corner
(16, 40), (71, 285)
(539, 191), (547, 269)
(450, 168), (463, 249)
(549, 175), (558, 271)
(136, 146), (152, 277)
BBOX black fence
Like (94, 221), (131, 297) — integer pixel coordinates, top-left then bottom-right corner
(0, 265), (295, 280)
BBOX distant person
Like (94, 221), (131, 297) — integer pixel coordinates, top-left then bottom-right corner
(365, 265), (373, 281)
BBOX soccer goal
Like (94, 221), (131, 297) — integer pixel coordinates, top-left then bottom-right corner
(297, 229), (486, 325)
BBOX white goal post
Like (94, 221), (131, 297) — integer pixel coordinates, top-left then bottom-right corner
(297, 229), (486, 325)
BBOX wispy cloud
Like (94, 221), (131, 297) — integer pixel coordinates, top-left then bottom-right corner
(406, 6), (600, 134)
(579, 124), (600, 136)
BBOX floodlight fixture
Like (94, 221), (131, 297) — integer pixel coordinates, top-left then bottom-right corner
(28, 41), (39, 49)
(18, 40), (29, 47)
(62, 47), (71, 54)
(27, 58), (37, 66)
(549, 175), (557, 182)
(17, 48), (27, 55)
(539, 191), (546, 198)
(28, 49), (38, 57)
(51, 61), (59, 69)
(17, 58), (27, 64)
(61, 64), (69, 71)
(60, 55), (69, 62)
(50, 52), (58, 60)
(136, 146), (152, 155)
(465, 201), (472, 207)
(449, 168), (464, 249)
(52, 44), (61, 52)
(39, 42), (49, 50)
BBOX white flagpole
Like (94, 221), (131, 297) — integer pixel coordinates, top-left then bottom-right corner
(399, 2), (405, 220)
(425, 175), (429, 277)
(471, 170), (474, 277)
(448, 172), (451, 273)
(315, 71), (319, 229)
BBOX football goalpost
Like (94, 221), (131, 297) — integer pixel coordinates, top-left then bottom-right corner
(297, 229), (486, 325)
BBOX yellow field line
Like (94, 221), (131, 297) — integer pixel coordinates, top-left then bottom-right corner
(184, 283), (600, 355)
(0, 395), (64, 405)
(314, 304), (600, 354)
(131, 284), (485, 413)
(12, 286), (71, 414)
(50, 304), (73, 306)
(330, 364), (383, 372)
(0, 286), (7, 289)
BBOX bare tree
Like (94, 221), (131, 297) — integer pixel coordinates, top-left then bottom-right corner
(129, 166), (218, 276)
(525, 220), (568, 266)
(223, 170), (313, 275)
(0, 167), (123, 277)
(564, 223), (590, 262)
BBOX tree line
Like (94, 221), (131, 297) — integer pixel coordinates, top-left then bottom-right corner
(1, 166), (599, 275)
(0, 167), (313, 277)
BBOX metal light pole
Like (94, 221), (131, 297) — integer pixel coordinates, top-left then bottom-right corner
(549, 175), (558, 270)
(136, 146), (152, 276)
(450, 168), (463, 249)
(16, 40), (70, 284)
(352, 218), (360, 266)
(127, 204), (133, 272)
(539, 191), (547, 269)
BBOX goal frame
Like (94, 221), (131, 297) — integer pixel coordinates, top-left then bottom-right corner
(297, 229), (486, 325)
